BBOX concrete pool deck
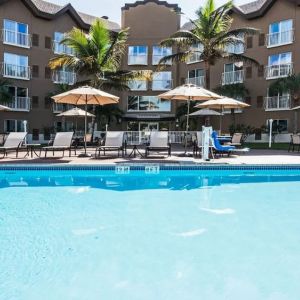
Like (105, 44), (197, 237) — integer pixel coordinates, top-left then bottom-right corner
(0, 148), (299, 165)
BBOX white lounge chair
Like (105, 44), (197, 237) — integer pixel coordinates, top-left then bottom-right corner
(43, 132), (74, 157)
(0, 132), (27, 158)
(95, 131), (125, 157)
(225, 133), (243, 147)
(145, 131), (171, 157)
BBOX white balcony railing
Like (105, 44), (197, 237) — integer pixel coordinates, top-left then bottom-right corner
(266, 30), (294, 48)
(151, 79), (172, 91)
(265, 63), (293, 79)
(186, 76), (205, 87)
(221, 70), (244, 85)
(53, 41), (75, 55)
(152, 55), (171, 65)
(4, 97), (31, 111)
(2, 29), (31, 48)
(128, 55), (148, 65)
(128, 80), (147, 91)
(1, 63), (31, 80)
(265, 95), (291, 111)
(52, 71), (76, 85)
(53, 103), (74, 113)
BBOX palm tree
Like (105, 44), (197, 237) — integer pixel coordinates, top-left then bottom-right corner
(159, 0), (259, 89)
(95, 105), (124, 131)
(176, 101), (199, 130)
(214, 83), (249, 99)
(0, 79), (13, 104)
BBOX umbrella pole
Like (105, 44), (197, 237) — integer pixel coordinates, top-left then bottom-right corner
(219, 106), (223, 134)
(84, 95), (87, 155)
(185, 97), (190, 154)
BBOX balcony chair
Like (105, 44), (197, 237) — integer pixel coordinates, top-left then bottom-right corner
(145, 131), (171, 158)
(0, 132), (27, 158)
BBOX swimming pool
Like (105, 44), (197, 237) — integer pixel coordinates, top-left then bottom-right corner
(1, 165), (300, 300)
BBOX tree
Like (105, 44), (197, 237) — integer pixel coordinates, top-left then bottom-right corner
(94, 104), (124, 131)
(214, 83), (249, 99)
(176, 101), (199, 130)
(0, 79), (13, 104)
(159, 0), (258, 89)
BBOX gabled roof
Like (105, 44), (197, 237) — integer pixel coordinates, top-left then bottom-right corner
(122, 0), (181, 13)
(0, 0), (120, 31)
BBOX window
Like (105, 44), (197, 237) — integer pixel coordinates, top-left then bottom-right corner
(127, 96), (171, 112)
(128, 79), (147, 91)
(269, 120), (288, 133)
(152, 72), (172, 91)
(3, 19), (30, 47)
(225, 33), (244, 54)
(187, 69), (205, 86)
(265, 89), (290, 111)
(5, 86), (30, 111)
(128, 46), (148, 65)
(4, 119), (26, 132)
(53, 32), (74, 55)
(3, 53), (30, 79)
(266, 52), (292, 79)
(152, 46), (172, 65)
(222, 62), (244, 85)
(187, 43), (203, 64)
(267, 19), (293, 47)
(52, 66), (76, 85)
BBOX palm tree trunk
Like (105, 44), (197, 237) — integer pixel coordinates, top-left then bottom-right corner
(205, 63), (211, 90)
(90, 105), (97, 139)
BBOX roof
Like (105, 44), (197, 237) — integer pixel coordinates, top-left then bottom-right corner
(0, 0), (120, 31)
(122, 0), (181, 12)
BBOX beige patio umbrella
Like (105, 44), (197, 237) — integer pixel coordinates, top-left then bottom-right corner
(52, 86), (119, 156)
(57, 107), (95, 131)
(0, 104), (12, 111)
(189, 108), (223, 126)
(196, 97), (250, 133)
(159, 84), (222, 154)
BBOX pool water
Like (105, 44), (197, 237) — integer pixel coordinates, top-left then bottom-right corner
(1, 168), (300, 300)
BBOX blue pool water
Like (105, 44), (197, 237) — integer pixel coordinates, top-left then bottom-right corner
(1, 167), (300, 300)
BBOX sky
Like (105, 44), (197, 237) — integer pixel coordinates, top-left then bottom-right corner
(50, 0), (252, 23)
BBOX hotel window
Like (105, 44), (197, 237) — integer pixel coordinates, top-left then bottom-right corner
(5, 86), (30, 111)
(152, 46), (172, 65)
(267, 19), (293, 47)
(225, 33), (244, 54)
(4, 119), (26, 132)
(151, 72), (172, 91)
(222, 62), (244, 85)
(128, 46), (148, 65)
(268, 119), (288, 133)
(53, 32), (74, 55)
(265, 89), (290, 111)
(52, 66), (76, 85)
(187, 69), (205, 87)
(3, 19), (30, 47)
(3, 53), (30, 80)
(187, 43), (203, 64)
(127, 96), (171, 112)
(266, 52), (292, 79)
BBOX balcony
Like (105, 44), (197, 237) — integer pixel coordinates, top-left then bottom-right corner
(265, 95), (291, 111)
(266, 30), (294, 48)
(53, 41), (75, 55)
(221, 70), (244, 85)
(53, 103), (74, 113)
(152, 55), (171, 65)
(5, 97), (31, 111)
(151, 79), (172, 91)
(2, 29), (31, 48)
(128, 80), (147, 91)
(1, 63), (31, 80)
(52, 70), (76, 85)
(265, 63), (293, 79)
(128, 55), (148, 65)
(186, 76), (205, 87)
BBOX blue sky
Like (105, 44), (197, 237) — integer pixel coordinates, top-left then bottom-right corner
(50, 0), (251, 23)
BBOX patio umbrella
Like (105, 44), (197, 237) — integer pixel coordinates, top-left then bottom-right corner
(57, 107), (95, 131)
(52, 86), (119, 156)
(189, 108), (223, 126)
(0, 104), (12, 111)
(158, 84), (222, 154)
(196, 97), (250, 133)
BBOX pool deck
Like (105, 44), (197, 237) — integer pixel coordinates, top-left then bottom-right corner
(0, 148), (299, 165)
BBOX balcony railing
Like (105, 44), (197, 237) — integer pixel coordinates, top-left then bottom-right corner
(4, 97), (31, 111)
(128, 55), (148, 65)
(265, 63), (293, 79)
(53, 103), (74, 113)
(265, 95), (291, 111)
(266, 30), (294, 48)
(128, 80), (147, 91)
(53, 41), (75, 55)
(151, 79), (172, 91)
(221, 70), (244, 85)
(1, 63), (31, 80)
(52, 71), (76, 85)
(186, 76), (205, 87)
(225, 43), (244, 54)
(152, 55), (171, 65)
(2, 29), (31, 48)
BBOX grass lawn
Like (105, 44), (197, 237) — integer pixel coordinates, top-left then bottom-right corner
(244, 143), (290, 150)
